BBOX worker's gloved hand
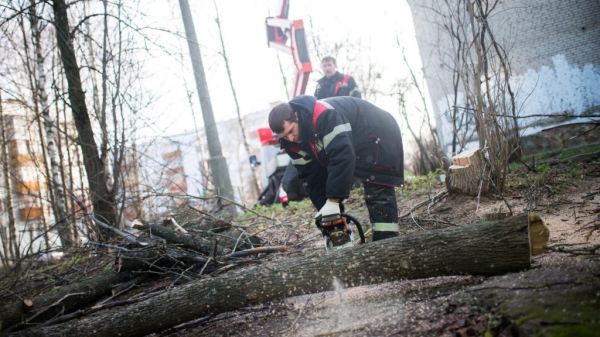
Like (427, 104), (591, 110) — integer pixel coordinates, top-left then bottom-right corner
(315, 200), (340, 220)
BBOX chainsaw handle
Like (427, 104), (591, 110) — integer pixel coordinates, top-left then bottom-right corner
(341, 213), (366, 244)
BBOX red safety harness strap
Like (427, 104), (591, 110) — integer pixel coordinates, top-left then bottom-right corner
(333, 74), (351, 96)
(309, 102), (330, 165)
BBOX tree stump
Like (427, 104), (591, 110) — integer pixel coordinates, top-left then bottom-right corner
(446, 148), (490, 196)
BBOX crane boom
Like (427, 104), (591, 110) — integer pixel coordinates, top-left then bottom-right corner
(265, 0), (312, 97)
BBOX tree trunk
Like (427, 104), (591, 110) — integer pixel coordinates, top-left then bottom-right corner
(52, 57), (79, 243)
(29, 0), (73, 248)
(52, 0), (116, 237)
(0, 92), (19, 262)
(178, 0), (236, 216)
(15, 213), (537, 337)
(187, 218), (232, 232)
(446, 148), (490, 196)
(135, 221), (260, 256)
(0, 270), (130, 331)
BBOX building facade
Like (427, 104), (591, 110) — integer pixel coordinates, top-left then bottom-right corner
(406, 0), (600, 154)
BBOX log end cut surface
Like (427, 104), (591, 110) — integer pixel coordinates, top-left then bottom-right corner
(528, 213), (550, 256)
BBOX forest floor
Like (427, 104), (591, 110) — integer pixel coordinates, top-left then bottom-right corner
(1, 150), (599, 337)
(171, 152), (600, 337)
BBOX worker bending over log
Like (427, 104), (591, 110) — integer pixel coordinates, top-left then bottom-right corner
(269, 95), (404, 244)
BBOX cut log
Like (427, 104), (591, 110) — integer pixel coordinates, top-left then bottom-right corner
(446, 148), (490, 196)
(0, 270), (129, 332)
(117, 245), (210, 272)
(134, 221), (262, 256)
(12, 213), (541, 337)
(185, 218), (233, 233)
(134, 221), (227, 255)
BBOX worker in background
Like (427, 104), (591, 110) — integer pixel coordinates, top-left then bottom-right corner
(269, 95), (404, 242)
(314, 56), (362, 99)
(280, 57), (360, 205)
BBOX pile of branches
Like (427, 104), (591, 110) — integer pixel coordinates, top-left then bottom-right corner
(0, 204), (301, 335)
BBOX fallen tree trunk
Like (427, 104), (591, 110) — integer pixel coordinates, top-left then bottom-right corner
(184, 217), (232, 232)
(10, 213), (536, 337)
(135, 221), (227, 255)
(116, 245), (210, 272)
(135, 221), (262, 256)
(0, 270), (129, 332)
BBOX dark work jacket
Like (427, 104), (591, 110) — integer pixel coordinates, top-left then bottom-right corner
(314, 71), (362, 99)
(280, 95), (404, 209)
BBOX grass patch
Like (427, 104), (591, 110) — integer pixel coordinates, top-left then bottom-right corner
(399, 169), (445, 201)
(521, 143), (600, 164)
(234, 170), (446, 233)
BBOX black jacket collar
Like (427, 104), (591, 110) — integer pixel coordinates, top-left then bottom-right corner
(289, 95), (318, 143)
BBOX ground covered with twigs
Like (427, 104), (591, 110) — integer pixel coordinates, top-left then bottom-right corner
(1, 152), (599, 336)
(167, 156), (599, 337)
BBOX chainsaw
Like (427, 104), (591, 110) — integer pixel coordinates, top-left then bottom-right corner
(315, 213), (365, 251)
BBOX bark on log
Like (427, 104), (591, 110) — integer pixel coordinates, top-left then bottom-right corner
(135, 221), (227, 255)
(10, 213), (537, 337)
(136, 221), (261, 254)
(117, 245), (210, 272)
(0, 270), (129, 331)
(190, 228), (261, 250)
(483, 212), (510, 222)
(446, 148), (490, 196)
(185, 218), (232, 233)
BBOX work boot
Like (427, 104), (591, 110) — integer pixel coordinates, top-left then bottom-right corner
(372, 231), (399, 242)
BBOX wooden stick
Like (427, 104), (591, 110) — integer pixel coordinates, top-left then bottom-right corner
(94, 284), (136, 307)
(399, 191), (447, 219)
(187, 197), (275, 221)
(223, 245), (291, 259)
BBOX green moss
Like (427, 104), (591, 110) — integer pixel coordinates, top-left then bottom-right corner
(509, 288), (599, 336)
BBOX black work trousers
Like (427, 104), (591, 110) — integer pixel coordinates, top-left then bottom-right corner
(363, 183), (399, 241)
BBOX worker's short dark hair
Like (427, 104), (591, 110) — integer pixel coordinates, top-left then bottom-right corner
(269, 103), (297, 134)
(321, 56), (336, 65)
